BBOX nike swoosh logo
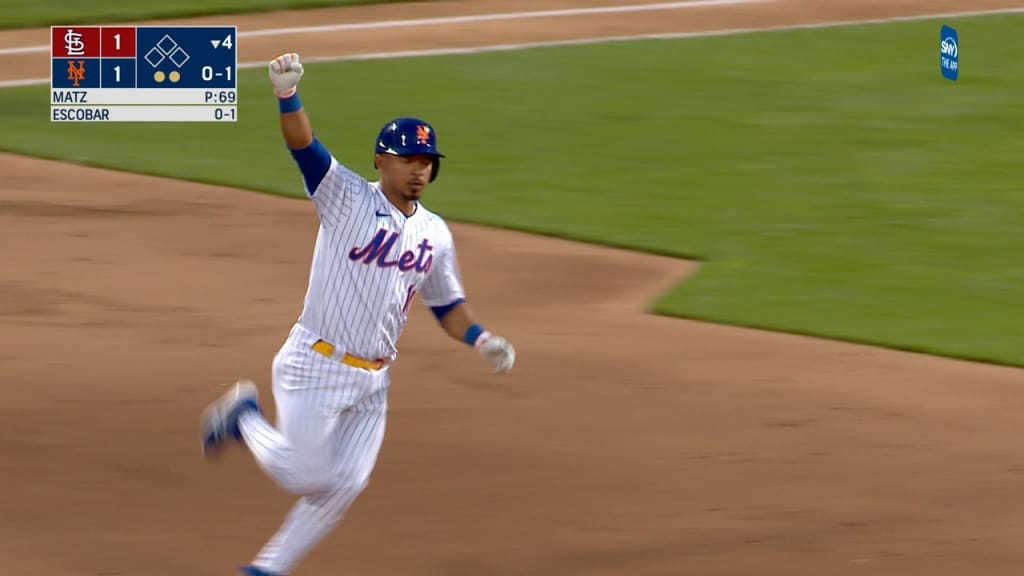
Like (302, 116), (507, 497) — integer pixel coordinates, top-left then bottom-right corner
(375, 210), (390, 217)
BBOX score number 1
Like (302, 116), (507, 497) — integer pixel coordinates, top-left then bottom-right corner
(111, 33), (124, 83)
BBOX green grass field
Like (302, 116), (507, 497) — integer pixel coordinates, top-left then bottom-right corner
(1, 0), (420, 30)
(5, 15), (1024, 365)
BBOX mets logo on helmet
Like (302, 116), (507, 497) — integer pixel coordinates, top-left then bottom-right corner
(416, 125), (431, 146)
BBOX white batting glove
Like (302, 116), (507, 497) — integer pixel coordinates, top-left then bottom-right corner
(475, 332), (515, 374)
(269, 52), (304, 97)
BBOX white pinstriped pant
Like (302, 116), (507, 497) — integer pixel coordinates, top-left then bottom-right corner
(238, 323), (389, 575)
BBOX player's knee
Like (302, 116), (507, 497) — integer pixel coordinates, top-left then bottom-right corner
(274, 455), (335, 495)
(307, 472), (340, 495)
(331, 471), (371, 496)
(270, 442), (375, 496)
(279, 469), (369, 497)
(311, 467), (372, 498)
(275, 474), (308, 495)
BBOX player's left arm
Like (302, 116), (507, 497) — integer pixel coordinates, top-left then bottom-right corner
(420, 233), (515, 375)
(431, 300), (515, 375)
(432, 300), (514, 373)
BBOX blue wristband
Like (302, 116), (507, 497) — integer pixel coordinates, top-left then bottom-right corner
(464, 324), (485, 347)
(278, 92), (301, 114)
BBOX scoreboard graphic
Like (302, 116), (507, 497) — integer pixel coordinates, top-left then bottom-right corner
(50, 25), (237, 122)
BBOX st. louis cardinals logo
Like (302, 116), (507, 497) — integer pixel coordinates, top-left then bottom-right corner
(416, 125), (431, 146)
(349, 228), (434, 273)
(64, 29), (85, 56)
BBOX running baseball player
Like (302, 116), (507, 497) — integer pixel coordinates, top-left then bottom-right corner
(199, 52), (516, 576)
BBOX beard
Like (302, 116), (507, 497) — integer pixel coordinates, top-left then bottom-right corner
(404, 181), (426, 200)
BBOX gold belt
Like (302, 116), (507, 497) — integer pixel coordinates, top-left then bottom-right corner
(311, 339), (388, 371)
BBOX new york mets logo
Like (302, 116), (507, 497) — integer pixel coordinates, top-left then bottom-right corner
(66, 60), (85, 87)
(416, 125), (431, 146)
(349, 228), (434, 273)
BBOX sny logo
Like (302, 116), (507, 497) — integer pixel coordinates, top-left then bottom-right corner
(64, 28), (85, 56)
(940, 25), (958, 82)
(66, 60), (85, 87)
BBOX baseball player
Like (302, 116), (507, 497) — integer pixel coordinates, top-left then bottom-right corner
(199, 52), (516, 576)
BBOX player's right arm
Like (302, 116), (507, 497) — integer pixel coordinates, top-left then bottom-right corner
(269, 52), (359, 225)
(270, 53), (313, 150)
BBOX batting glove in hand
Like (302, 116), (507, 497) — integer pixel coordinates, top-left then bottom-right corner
(269, 52), (304, 98)
(476, 333), (516, 375)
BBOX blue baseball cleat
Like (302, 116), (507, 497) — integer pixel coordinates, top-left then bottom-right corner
(239, 565), (284, 576)
(200, 380), (260, 458)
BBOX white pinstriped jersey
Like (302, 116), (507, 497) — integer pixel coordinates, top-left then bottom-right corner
(295, 153), (465, 362)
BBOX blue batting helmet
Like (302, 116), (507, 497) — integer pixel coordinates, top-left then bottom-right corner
(374, 117), (445, 182)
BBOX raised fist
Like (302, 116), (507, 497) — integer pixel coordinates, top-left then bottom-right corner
(269, 52), (304, 97)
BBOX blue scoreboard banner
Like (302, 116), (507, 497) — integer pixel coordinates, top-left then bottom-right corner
(51, 25), (238, 122)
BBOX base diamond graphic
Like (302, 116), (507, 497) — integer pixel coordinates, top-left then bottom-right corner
(144, 47), (165, 67)
(169, 46), (190, 68)
(156, 35), (178, 55)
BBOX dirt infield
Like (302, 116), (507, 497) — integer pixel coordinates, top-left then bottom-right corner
(4, 1), (1024, 575)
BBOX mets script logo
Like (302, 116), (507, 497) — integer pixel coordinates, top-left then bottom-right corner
(416, 125), (432, 146)
(940, 36), (958, 58)
(66, 60), (85, 87)
(349, 228), (434, 273)
(64, 29), (85, 56)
